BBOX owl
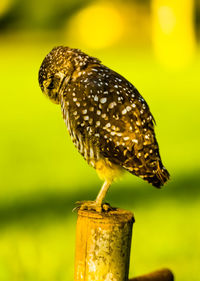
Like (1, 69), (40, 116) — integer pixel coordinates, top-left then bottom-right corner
(39, 46), (169, 212)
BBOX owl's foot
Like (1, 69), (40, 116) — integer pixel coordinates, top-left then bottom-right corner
(74, 200), (113, 213)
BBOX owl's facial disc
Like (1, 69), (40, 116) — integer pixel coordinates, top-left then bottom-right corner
(42, 72), (66, 104)
(39, 46), (74, 104)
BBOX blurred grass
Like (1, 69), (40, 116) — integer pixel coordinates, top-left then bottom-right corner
(0, 36), (200, 281)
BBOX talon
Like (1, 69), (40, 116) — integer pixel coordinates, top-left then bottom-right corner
(102, 202), (113, 211)
(95, 204), (102, 213)
(73, 200), (113, 213)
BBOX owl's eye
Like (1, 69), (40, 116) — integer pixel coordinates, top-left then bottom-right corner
(47, 79), (54, 90)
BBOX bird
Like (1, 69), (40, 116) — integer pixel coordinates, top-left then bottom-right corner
(38, 46), (170, 212)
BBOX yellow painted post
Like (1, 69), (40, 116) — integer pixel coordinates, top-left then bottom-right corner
(74, 208), (134, 281)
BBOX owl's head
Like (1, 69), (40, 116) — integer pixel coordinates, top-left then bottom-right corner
(38, 46), (75, 104)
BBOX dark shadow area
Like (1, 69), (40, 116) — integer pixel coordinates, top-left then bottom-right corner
(0, 172), (199, 228)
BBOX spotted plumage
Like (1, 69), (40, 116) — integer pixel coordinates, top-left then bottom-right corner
(39, 46), (169, 211)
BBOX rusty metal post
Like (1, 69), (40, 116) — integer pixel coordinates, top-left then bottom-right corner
(129, 268), (174, 281)
(74, 208), (134, 281)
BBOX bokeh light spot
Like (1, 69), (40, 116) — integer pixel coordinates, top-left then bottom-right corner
(0, 0), (13, 17)
(69, 2), (124, 49)
(152, 0), (196, 69)
(158, 6), (176, 35)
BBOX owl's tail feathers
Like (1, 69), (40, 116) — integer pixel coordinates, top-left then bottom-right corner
(145, 161), (170, 188)
(125, 159), (170, 188)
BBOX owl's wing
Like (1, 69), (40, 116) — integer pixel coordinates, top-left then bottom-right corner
(64, 64), (169, 187)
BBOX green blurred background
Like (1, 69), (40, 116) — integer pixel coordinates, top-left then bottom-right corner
(0, 0), (200, 280)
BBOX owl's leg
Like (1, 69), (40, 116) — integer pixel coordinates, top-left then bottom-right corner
(95, 180), (111, 208)
(77, 180), (112, 212)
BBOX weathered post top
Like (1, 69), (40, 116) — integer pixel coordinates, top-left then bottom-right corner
(74, 208), (134, 281)
(77, 208), (134, 223)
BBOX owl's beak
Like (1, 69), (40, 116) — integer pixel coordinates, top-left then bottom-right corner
(58, 75), (71, 96)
